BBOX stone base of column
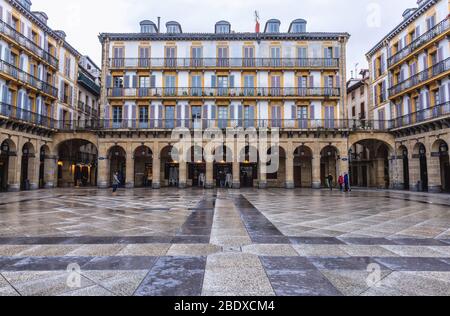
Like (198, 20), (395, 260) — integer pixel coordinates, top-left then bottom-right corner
(285, 181), (295, 189)
(98, 181), (109, 189)
(258, 181), (267, 189)
(7, 184), (20, 192)
(205, 182), (214, 189)
(232, 182), (240, 189)
(152, 182), (161, 189)
(125, 182), (135, 189)
(428, 185), (442, 193)
(392, 183), (405, 190)
(179, 182), (187, 189)
(44, 182), (55, 189)
(29, 183), (39, 190)
(409, 184), (419, 192)
(312, 182), (321, 189)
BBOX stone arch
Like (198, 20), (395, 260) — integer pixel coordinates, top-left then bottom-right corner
(293, 145), (313, 188)
(20, 141), (36, 190)
(108, 145), (126, 186)
(51, 132), (98, 156)
(56, 139), (99, 188)
(0, 138), (18, 192)
(320, 145), (340, 187)
(133, 145), (153, 188)
(348, 133), (395, 154)
(395, 144), (410, 190)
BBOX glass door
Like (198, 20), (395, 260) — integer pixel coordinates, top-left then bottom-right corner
(270, 47), (281, 67)
(192, 106), (202, 129)
(218, 76), (229, 96)
(243, 46), (254, 67)
(165, 106), (175, 129)
(165, 47), (176, 67)
(217, 47), (229, 67)
(218, 106), (228, 129)
(297, 106), (308, 129)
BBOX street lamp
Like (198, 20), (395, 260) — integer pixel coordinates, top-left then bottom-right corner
(1, 142), (9, 154)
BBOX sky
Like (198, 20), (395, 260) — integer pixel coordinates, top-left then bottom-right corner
(33, 0), (418, 78)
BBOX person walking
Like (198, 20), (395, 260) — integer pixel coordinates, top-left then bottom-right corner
(344, 173), (350, 192)
(112, 171), (120, 196)
(328, 174), (334, 191)
(225, 171), (233, 188)
(338, 174), (344, 192)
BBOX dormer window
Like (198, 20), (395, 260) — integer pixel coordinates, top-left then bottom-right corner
(264, 19), (281, 33)
(166, 21), (182, 34)
(289, 19), (307, 33)
(215, 21), (231, 34)
(140, 20), (157, 33)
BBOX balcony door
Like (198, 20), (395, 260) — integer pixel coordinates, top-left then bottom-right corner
(324, 105), (335, 129)
(243, 75), (255, 96)
(113, 47), (124, 67)
(244, 105), (255, 128)
(298, 76), (307, 96)
(217, 76), (229, 96)
(270, 47), (281, 67)
(297, 47), (308, 67)
(217, 47), (229, 67)
(243, 46), (255, 67)
(192, 106), (202, 129)
(218, 106), (228, 129)
(191, 47), (203, 67)
(164, 75), (176, 96)
(139, 106), (149, 128)
(297, 106), (308, 129)
(191, 75), (202, 96)
(112, 106), (122, 128)
(271, 105), (282, 128)
(165, 106), (175, 129)
(165, 47), (176, 67)
(271, 76), (281, 96)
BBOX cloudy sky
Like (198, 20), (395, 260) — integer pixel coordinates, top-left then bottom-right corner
(33, 0), (418, 78)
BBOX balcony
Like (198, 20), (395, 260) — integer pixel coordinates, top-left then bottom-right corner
(388, 17), (449, 68)
(0, 59), (58, 98)
(391, 101), (450, 129)
(78, 70), (100, 96)
(107, 87), (340, 99)
(374, 92), (387, 106)
(0, 19), (58, 69)
(78, 101), (86, 112)
(108, 58), (339, 69)
(389, 58), (450, 97)
(0, 102), (55, 129)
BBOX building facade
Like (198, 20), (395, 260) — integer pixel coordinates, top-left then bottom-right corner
(366, 0), (450, 192)
(0, 0), (99, 191)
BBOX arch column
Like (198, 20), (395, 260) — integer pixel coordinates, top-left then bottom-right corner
(44, 155), (57, 188)
(179, 161), (187, 188)
(285, 153), (294, 189)
(391, 157), (403, 190)
(205, 161), (214, 189)
(125, 151), (135, 188)
(312, 154), (321, 189)
(258, 162), (267, 189)
(232, 161), (240, 189)
(97, 145), (110, 188)
(428, 153), (442, 193)
(152, 143), (161, 189)
(409, 152), (420, 191)
(28, 154), (40, 190)
(7, 152), (20, 192)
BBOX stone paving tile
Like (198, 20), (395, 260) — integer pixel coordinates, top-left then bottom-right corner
(241, 244), (299, 257)
(380, 245), (447, 258)
(4, 257), (93, 272)
(339, 245), (399, 257)
(59, 285), (115, 296)
(116, 244), (170, 257)
(260, 257), (317, 271)
(293, 244), (349, 257)
(134, 257), (206, 296)
(309, 257), (387, 271)
(373, 257), (450, 272)
(320, 270), (393, 296)
(80, 270), (149, 296)
(1, 271), (95, 296)
(166, 244), (221, 257)
(289, 237), (344, 245)
(82, 256), (158, 271)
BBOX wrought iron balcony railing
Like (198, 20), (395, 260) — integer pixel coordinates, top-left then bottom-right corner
(107, 87), (341, 98)
(0, 59), (58, 98)
(108, 58), (339, 69)
(389, 58), (450, 97)
(0, 19), (58, 69)
(56, 118), (392, 132)
(388, 17), (449, 67)
(391, 101), (450, 129)
(0, 102), (55, 129)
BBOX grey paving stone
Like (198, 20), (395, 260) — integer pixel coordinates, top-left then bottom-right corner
(260, 256), (317, 271)
(374, 257), (450, 272)
(82, 256), (158, 271)
(309, 257), (387, 271)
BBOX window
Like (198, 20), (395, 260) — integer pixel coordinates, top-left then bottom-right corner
(164, 75), (176, 96)
(360, 103), (366, 119)
(243, 75), (255, 96)
(218, 106), (228, 129)
(191, 75), (202, 96)
(112, 107), (123, 127)
(216, 24), (230, 34)
(167, 25), (179, 33)
(243, 105), (255, 128)
(165, 47), (176, 67)
(291, 23), (306, 33)
(267, 23), (279, 33)
(426, 14), (436, 31)
(298, 76), (307, 96)
(243, 46), (255, 67)
(139, 106), (148, 123)
(217, 47), (229, 67)
(64, 57), (71, 78)
(270, 76), (281, 96)
(351, 91), (355, 100)
(165, 106), (175, 128)
(270, 47), (281, 67)
(112, 47), (124, 67)
(360, 85), (365, 95)
(297, 106), (308, 129)
(352, 106), (356, 117)
(191, 47), (202, 67)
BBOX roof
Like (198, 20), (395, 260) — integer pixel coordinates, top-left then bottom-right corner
(99, 31), (350, 42)
(8, 0), (82, 58)
(366, 0), (437, 58)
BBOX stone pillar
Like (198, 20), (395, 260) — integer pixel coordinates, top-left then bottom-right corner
(392, 157), (404, 190)
(43, 156), (57, 189)
(125, 151), (135, 188)
(428, 153), (442, 193)
(179, 162), (187, 188)
(232, 161), (240, 189)
(285, 154), (294, 189)
(152, 146), (161, 189)
(312, 154), (321, 189)
(374, 158), (385, 189)
(7, 153), (19, 192)
(97, 158), (110, 188)
(205, 161), (214, 189)
(409, 154), (419, 191)
(339, 156), (349, 181)
(258, 162), (267, 189)
(28, 155), (40, 190)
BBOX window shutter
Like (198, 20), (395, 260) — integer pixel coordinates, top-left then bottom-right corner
(59, 81), (64, 101)
(150, 104), (155, 128)
(249, 105), (255, 123)
(211, 105), (216, 119)
(309, 104), (315, 120)
(335, 75), (340, 88)
(132, 75), (138, 88)
(229, 75), (235, 88)
(426, 91), (431, 108)
(19, 56), (24, 70)
(415, 26), (421, 38)
(334, 46), (340, 59)
(291, 105), (296, 120)
(7, 12), (12, 26)
(150, 75), (156, 88)
(69, 112), (72, 128)
(309, 76), (314, 88)
(422, 55), (427, 70)
(184, 104), (189, 126)
(438, 47), (444, 62)
(176, 104), (182, 127)
(132, 104), (136, 119)
(439, 85), (445, 105)
(123, 104), (128, 122)
(124, 75), (130, 88)
(230, 104), (235, 120)
(202, 105), (208, 129)
(323, 48), (328, 58)
(70, 86), (74, 106)
(2, 85), (7, 103)
(20, 21), (24, 34)
(447, 83), (450, 102)
(106, 75), (112, 88)
(211, 75), (216, 88)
